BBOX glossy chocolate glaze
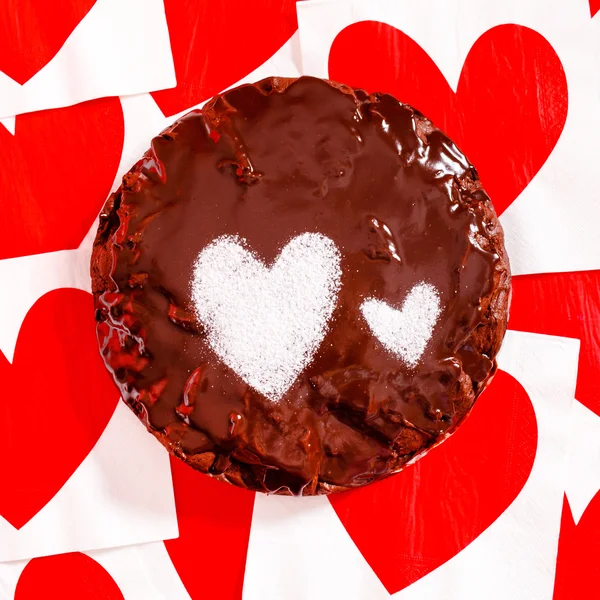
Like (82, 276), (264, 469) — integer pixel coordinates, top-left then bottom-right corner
(92, 77), (510, 494)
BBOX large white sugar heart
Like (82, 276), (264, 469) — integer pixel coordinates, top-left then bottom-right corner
(361, 283), (441, 367)
(192, 233), (341, 401)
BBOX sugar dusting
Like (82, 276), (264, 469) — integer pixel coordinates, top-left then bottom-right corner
(361, 282), (441, 367)
(192, 233), (341, 402)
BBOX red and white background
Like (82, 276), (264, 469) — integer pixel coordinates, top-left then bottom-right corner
(0, 0), (599, 597)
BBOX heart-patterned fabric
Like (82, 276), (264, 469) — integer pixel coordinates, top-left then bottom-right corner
(328, 22), (568, 217)
(0, 0), (96, 85)
(0, 97), (124, 260)
(0, 289), (119, 529)
(151, 0), (299, 116)
(0, 2), (588, 597)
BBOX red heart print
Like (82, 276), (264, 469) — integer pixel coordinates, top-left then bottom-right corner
(15, 552), (124, 600)
(151, 0), (299, 117)
(0, 0), (96, 85)
(553, 494), (600, 599)
(329, 370), (537, 594)
(165, 456), (255, 599)
(0, 289), (119, 529)
(591, 0), (600, 18)
(0, 97), (124, 260)
(328, 22), (568, 217)
(510, 271), (600, 417)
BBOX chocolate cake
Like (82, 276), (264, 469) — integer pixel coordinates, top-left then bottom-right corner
(91, 76), (510, 495)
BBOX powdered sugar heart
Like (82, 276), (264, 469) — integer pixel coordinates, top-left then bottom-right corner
(192, 233), (341, 401)
(361, 283), (441, 367)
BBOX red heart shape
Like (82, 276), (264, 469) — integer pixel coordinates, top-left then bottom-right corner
(0, 97), (124, 261)
(164, 457), (255, 599)
(151, 0), (299, 117)
(328, 22), (568, 217)
(591, 0), (600, 18)
(0, 0), (96, 85)
(15, 552), (124, 600)
(553, 493), (600, 599)
(329, 370), (537, 594)
(510, 271), (600, 417)
(0, 289), (119, 529)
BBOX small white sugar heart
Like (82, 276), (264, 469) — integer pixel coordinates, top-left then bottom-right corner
(361, 283), (441, 367)
(192, 233), (341, 402)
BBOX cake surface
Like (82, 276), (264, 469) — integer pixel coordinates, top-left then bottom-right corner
(91, 76), (510, 495)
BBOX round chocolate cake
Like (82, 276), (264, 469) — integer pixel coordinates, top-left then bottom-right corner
(91, 76), (510, 495)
